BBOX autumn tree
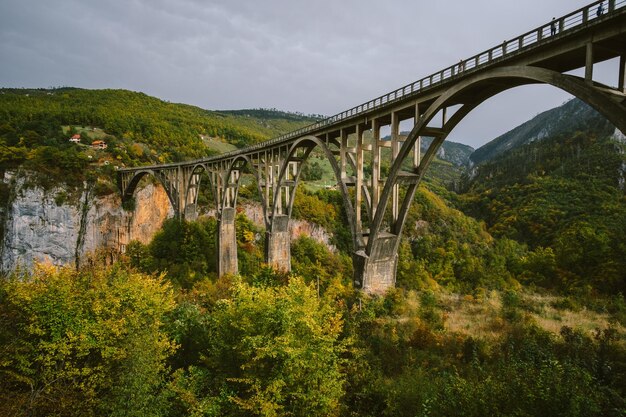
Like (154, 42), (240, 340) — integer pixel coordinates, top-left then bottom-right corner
(171, 277), (346, 417)
(0, 264), (175, 417)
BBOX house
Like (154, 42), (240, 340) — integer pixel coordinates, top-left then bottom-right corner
(92, 140), (107, 149)
(69, 134), (81, 143)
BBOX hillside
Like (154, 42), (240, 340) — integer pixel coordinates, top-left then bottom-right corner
(0, 88), (317, 163)
(0, 88), (320, 192)
(419, 136), (474, 166)
(470, 99), (616, 165)
(460, 99), (626, 294)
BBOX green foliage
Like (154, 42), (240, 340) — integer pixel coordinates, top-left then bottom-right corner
(397, 185), (516, 292)
(291, 188), (338, 231)
(291, 236), (352, 290)
(300, 160), (324, 181)
(172, 277), (346, 417)
(461, 131), (626, 294)
(419, 290), (444, 329)
(0, 264), (175, 417)
(125, 214), (265, 288)
(131, 217), (217, 288)
(291, 188), (352, 252)
(342, 291), (626, 417)
(0, 88), (316, 194)
(235, 212), (264, 277)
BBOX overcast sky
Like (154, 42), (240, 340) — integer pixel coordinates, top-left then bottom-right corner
(0, 0), (620, 148)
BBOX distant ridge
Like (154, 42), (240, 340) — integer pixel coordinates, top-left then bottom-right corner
(470, 99), (615, 166)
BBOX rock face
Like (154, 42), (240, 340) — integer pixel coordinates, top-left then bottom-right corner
(1, 171), (337, 273)
(239, 203), (336, 251)
(1, 171), (173, 272)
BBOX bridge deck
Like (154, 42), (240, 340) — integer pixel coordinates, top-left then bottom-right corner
(119, 0), (626, 173)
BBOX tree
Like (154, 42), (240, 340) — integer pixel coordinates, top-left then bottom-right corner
(173, 277), (346, 417)
(0, 264), (175, 417)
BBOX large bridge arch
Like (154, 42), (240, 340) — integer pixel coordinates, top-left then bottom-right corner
(263, 135), (362, 271)
(181, 163), (218, 220)
(360, 65), (626, 292)
(271, 136), (359, 243)
(211, 154), (270, 277)
(221, 155), (267, 217)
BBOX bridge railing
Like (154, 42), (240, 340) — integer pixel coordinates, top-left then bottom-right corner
(119, 0), (625, 172)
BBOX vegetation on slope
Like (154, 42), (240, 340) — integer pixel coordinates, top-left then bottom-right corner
(1, 257), (624, 417)
(0, 88), (318, 188)
(460, 128), (626, 294)
(2, 90), (626, 416)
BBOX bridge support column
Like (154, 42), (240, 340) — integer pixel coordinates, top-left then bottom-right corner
(266, 214), (291, 272)
(184, 204), (198, 221)
(619, 54), (625, 93)
(218, 207), (238, 276)
(354, 233), (399, 294)
(585, 42), (594, 84)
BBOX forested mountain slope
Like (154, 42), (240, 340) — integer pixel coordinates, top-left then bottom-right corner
(461, 98), (626, 293)
(0, 88), (319, 179)
(470, 99), (616, 165)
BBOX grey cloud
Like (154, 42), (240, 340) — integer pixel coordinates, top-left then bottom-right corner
(1, 0), (608, 147)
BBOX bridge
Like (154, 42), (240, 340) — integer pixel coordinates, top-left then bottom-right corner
(118, 0), (626, 293)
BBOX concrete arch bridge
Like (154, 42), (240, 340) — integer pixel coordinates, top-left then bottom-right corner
(119, 0), (626, 293)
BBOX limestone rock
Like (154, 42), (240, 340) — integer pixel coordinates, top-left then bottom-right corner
(1, 171), (173, 272)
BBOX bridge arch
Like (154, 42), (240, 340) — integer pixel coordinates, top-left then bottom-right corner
(180, 163), (218, 219)
(361, 65), (626, 291)
(121, 169), (179, 213)
(270, 135), (359, 250)
(221, 154), (267, 217)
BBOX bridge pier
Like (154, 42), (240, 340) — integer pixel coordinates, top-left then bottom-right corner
(266, 214), (291, 272)
(355, 233), (399, 294)
(217, 207), (238, 276)
(184, 204), (198, 221)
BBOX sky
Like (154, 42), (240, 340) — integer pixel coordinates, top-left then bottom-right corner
(0, 0), (620, 148)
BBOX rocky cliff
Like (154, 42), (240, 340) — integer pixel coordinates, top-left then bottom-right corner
(1, 171), (173, 272)
(0, 171), (336, 273)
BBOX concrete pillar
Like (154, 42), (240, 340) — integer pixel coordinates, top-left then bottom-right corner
(354, 232), (399, 294)
(340, 129), (348, 179)
(184, 204), (198, 221)
(355, 125), (364, 233)
(266, 214), (290, 272)
(371, 119), (381, 217)
(391, 112), (400, 221)
(585, 42), (594, 84)
(617, 55), (626, 93)
(177, 166), (185, 218)
(218, 207), (238, 276)
(414, 104), (422, 168)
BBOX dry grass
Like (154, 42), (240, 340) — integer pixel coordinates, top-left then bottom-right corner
(430, 291), (626, 343)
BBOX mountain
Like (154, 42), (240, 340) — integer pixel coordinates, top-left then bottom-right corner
(469, 99), (616, 166)
(420, 136), (474, 166)
(460, 98), (626, 294)
(391, 133), (474, 166)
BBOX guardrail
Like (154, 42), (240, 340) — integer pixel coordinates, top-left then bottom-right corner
(120, 0), (625, 171)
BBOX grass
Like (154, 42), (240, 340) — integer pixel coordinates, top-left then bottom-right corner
(62, 125), (110, 140)
(201, 135), (238, 154)
(428, 290), (626, 343)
